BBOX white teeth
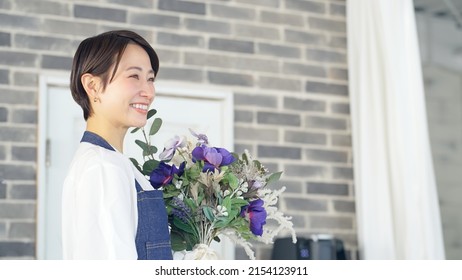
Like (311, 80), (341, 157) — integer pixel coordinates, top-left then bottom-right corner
(131, 104), (148, 110)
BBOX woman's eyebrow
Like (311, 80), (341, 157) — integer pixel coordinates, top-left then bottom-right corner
(126, 66), (154, 74)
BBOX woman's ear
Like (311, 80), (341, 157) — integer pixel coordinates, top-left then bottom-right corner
(81, 73), (102, 101)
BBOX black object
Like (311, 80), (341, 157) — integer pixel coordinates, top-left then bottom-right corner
(271, 235), (346, 260)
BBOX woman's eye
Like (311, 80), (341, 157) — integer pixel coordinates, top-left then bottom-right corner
(148, 77), (155, 82)
(130, 74), (139, 79)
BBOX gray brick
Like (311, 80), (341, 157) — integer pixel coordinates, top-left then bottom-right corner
(15, 0), (70, 16)
(158, 0), (205, 15)
(12, 146), (36, 162)
(308, 17), (346, 33)
(331, 102), (350, 114)
(261, 162), (279, 174)
(258, 43), (300, 58)
(330, 3), (346, 17)
(284, 130), (327, 145)
(0, 89), (36, 105)
(0, 203), (35, 219)
(305, 116), (347, 130)
(332, 167), (354, 180)
(185, 18), (231, 34)
(284, 97), (326, 112)
(234, 93), (277, 108)
(0, 13), (41, 30)
(235, 127), (278, 141)
(0, 222), (5, 238)
(0, 164), (35, 180)
(0, 107), (7, 122)
(11, 108), (37, 124)
(306, 49), (346, 63)
(285, 29), (327, 45)
(210, 38), (254, 54)
(310, 215), (353, 229)
(307, 182), (349, 196)
(306, 81), (348, 96)
(235, 24), (280, 40)
(107, 0), (153, 8)
(0, 144), (5, 160)
(0, 242), (35, 257)
(234, 110), (253, 123)
(257, 111), (300, 126)
(258, 145), (301, 159)
(283, 62), (326, 77)
(0, 31), (10, 46)
(0, 127), (36, 142)
(305, 149), (348, 163)
(328, 36), (347, 48)
(0, 183), (5, 199)
(261, 11), (304, 26)
(334, 200), (355, 213)
(236, 0), (279, 7)
(13, 72), (37, 87)
(211, 4), (255, 20)
(289, 214), (307, 228)
(208, 71), (253, 86)
(0, 0), (11, 9)
(234, 143), (254, 154)
(285, 197), (327, 211)
(156, 49), (181, 64)
(286, 0), (325, 13)
(185, 52), (278, 73)
(284, 164), (328, 178)
(259, 76), (301, 91)
(74, 5), (126, 22)
(129, 12), (180, 28)
(329, 67), (348, 80)
(41, 55), (72, 70)
(0, 69), (8, 84)
(0, 51), (37, 67)
(331, 134), (351, 147)
(9, 222), (35, 239)
(42, 19), (98, 37)
(10, 184), (36, 200)
(156, 67), (203, 82)
(158, 32), (204, 47)
(14, 34), (74, 52)
(278, 180), (303, 193)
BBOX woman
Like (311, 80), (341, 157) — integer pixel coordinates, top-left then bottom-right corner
(62, 30), (172, 260)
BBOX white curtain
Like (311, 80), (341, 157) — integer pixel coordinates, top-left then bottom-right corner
(347, 0), (445, 259)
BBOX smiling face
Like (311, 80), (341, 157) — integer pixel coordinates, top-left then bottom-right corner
(96, 43), (155, 130)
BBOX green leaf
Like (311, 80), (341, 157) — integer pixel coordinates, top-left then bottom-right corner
(130, 127), (141, 133)
(129, 158), (143, 174)
(267, 171), (283, 184)
(203, 207), (215, 222)
(149, 118), (163, 136)
(147, 109), (157, 119)
(231, 198), (248, 208)
(184, 197), (197, 212)
(135, 139), (148, 151)
(170, 232), (187, 251)
(143, 159), (159, 174)
(173, 217), (195, 234)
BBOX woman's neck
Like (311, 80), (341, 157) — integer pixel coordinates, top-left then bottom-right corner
(86, 117), (127, 152)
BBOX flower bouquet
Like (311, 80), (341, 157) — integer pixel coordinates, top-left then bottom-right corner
(130, 110), (297, 259)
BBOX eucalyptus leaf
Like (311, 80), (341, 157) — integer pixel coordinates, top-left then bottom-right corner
(135, 139), (148, 151)
(203, 207), (215, 222)
(149, 118), (162, 136)
(129, 158), (143, 174)
(267, 171), (283, 184)
(142, 145), (158, 157)
(147, 109), (157, 119)
(130, 127), (141, 133)
(143, 159), (159, 175)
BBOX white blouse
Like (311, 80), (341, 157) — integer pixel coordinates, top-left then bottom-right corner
(62, 142), (154, 259)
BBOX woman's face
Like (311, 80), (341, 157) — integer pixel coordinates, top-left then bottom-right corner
(98, 43), (155, 130)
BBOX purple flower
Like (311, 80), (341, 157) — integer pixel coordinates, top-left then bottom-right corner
(159, 135), (186, 161)
(171, 197), (192, 224)
(240, 199), (267, 236)
(149, 161), (185, 189)
(192, 146), (236, 172)
(189, 128), (209, 145)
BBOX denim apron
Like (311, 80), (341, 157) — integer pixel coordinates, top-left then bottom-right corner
(81, 131), (173, 260)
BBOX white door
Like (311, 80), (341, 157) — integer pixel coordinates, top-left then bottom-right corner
(37, 77), (235, 259)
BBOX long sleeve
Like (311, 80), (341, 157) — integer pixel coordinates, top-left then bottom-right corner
(62, 146), (138, 259)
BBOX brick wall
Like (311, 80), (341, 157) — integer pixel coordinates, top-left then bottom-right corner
(0, 0), (355, 259)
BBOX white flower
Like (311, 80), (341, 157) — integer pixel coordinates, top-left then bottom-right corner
(216, 205), (228, 217)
